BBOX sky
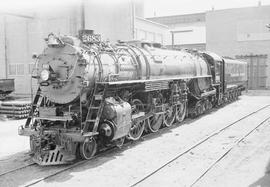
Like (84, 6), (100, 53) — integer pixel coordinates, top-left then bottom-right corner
(0, 0), (270, 17)
(144, 0), (270, 17)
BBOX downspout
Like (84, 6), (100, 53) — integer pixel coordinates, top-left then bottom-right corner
(171, 31), (174, 49)
(3, 16), (8, 78)
(131, 0), (135, 39)
(81, 0), (85, 30)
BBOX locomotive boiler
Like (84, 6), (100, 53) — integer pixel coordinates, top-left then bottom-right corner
(19, 31), (247, 165)
(36, 34), (211, 104)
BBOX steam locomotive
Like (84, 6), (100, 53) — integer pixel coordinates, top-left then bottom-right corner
(18, 30), (247, 165)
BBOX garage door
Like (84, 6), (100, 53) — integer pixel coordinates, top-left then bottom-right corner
(236, 54), (267, 90)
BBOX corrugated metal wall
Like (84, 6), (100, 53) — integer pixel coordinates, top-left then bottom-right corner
(236, 54), (268, 89)
(206, 6), (270, 89)
(0, 16), (34, 95)
(0, 6), (81, 95)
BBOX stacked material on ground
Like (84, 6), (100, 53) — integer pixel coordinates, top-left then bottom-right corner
(0, 101), (31, 119)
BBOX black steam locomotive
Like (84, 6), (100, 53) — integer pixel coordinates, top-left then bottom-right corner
(18, 31), (247, 165)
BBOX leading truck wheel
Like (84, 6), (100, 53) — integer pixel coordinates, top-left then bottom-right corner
(80, 138), (97, 160)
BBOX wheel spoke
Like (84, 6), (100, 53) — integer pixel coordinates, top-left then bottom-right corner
(128, 119), (145, 140)
(175, 102), (186, 122)
(163, 105), (176, 127)
(147, 114), (163, 133)
(127, 99), (145, 140)
(80, 138), (97, 160)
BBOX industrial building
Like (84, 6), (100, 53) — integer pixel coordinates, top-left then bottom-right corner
(148, 13), (206, 50)
(1, 2), (270, 94)
(148, 5), (270, 90)
(206, 5), (270, 89)
(0, 1), (169, 95)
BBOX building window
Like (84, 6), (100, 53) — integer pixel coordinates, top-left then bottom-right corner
(8, 64), (16, 75)
(8, 64), (25, 75)
(17, 64), (24, 75)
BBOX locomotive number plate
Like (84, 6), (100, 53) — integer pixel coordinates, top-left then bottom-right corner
(81, 34), (101, 44)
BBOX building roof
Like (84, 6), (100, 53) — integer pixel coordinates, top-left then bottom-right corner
(135, 16), (169, 28)
(147, 12), (205, 26)
(206, 4), (270, 14)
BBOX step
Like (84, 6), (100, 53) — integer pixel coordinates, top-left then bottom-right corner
(94, 95), (103, 100)
(90, 107), (100, 110)
(86, 119), (97, 123)
(35, 115), (72, 121)
(82, 132), (99, 137)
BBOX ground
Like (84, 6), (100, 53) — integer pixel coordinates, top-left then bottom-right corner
(0, 91), (270, 186)
(195, 119), (270, 187)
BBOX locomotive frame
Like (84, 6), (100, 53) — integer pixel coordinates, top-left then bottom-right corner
(18, 31), (247, 165)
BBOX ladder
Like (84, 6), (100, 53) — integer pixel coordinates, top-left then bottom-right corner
(25, 87), (42, 128)
(82, 83), (108, 136)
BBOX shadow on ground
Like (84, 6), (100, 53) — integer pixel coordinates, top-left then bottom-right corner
(249, 158), (270, 187)
(0, 151), (32, 174)
(40, 106), (223, 185)
(0, 99), (237, 186)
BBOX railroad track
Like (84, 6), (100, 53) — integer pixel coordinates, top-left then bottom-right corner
(23, 123), (184, 186)
(130, 104), (270, 186)
(190, 116), (270, 186)
(0, 162), (35, 177)
(1, 104), (269, 186)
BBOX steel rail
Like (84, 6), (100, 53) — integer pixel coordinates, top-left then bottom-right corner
(22, 116), (188, 186)
(24, 146), (117, 187)
(190, 116), (270, 186)
(0, 110), (174, 182)
(7, 104), (270, 187)
(130, 104), (270, 187)
(0, 162), (35, 177)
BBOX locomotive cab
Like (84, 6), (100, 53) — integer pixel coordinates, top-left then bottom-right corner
(201, 51), (224, 85)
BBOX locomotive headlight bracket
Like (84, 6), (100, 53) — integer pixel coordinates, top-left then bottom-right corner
(40, 69), (50, 81)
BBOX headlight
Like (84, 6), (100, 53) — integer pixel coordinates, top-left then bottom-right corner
(40, 69), (50, 81)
